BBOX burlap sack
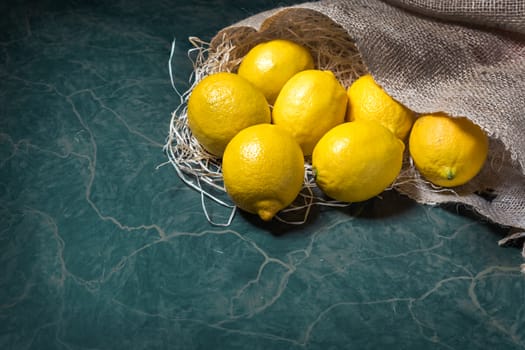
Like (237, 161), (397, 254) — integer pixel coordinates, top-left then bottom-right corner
(170, 0), (525, 258)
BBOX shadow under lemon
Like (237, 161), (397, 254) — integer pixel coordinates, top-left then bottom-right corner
(239, 188), (418, 237)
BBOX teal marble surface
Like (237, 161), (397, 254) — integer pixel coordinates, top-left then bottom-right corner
(1, 1), (524, 349)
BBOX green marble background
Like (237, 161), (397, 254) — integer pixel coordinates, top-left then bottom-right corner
(1, 0), (524, 349)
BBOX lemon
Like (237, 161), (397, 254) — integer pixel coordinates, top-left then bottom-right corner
(222, 124), (305, 221)
(272, 69), (348, 156)
(312, 120), (405, 202)
(187, 72), (271, 157)
(409, 113), (489, 187)
(347, 74), (415, 140)
(237, 39), (314, 105)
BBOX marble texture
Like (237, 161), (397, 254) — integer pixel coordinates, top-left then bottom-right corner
(1, 0), (524, 349)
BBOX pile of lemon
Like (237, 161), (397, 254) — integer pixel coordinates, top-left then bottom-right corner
(186, 39), (489, 222)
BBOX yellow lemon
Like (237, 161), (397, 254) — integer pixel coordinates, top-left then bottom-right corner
(272, 69), (348, 156)
(187, 72), (271, 157)
(237, 39), (314, 105)
(409, 113), (489, 187)
(347, 74), (415, 140)
(222, 124), (305, 221)
(312, 120), (405, 202)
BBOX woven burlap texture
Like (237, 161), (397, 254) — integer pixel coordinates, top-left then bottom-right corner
(207, 0), (525, 236)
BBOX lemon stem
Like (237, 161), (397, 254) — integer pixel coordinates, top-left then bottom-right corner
(445, 168), (455, 180)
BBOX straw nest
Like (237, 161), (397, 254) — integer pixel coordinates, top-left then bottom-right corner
(164, 8), (423, 226)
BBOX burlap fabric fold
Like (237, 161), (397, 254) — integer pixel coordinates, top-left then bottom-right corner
(180, 0), (525, 251)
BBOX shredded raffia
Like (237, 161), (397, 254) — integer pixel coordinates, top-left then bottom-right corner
(163, 24), (363, 226)
(163, 10), (373, 226)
